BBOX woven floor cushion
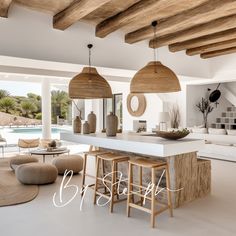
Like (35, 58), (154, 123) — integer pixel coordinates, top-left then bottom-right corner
(52, 155), (83, 175)
(15, 163), (58, 185)
(10, 155), (39, 171)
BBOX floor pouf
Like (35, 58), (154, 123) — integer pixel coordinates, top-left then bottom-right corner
(15, 163), (58, 185)
(52, 155), (83, 175)
(10, 155), (39, 171)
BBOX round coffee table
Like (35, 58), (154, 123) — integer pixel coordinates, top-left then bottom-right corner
(30, 148), (69, 163)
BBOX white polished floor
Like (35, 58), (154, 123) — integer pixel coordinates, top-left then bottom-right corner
(0, 157), (235, 236)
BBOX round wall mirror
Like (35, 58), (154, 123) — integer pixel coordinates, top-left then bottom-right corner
(127, 93), (146, 117)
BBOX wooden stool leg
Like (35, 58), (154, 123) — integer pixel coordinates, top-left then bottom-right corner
(101, 159), (107, 194)
(110, 161), (116, 213)
(166, 163), (173, 217)
(139, 166), (143, 206)
(127, 162), (132, 217)
(115, 162), (119, 200)
(81, 154), (87, 197)
(93, 157), (100, 205)
(151, 168), (156, 228)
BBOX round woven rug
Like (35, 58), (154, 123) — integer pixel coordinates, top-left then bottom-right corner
(0, 159), (39, 207)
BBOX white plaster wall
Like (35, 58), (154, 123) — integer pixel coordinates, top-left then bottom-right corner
(84, 81), (165, 132)
(186, 84), (232, 127)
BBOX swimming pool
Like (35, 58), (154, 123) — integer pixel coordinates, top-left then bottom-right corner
(0, 126), (72, 144)
(10, 127), (69, 134)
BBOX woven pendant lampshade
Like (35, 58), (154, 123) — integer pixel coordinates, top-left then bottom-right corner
(130, 61), (181, 93)
(69, 67), (112, 99)
(68, 44), (112, 99)
(130, 21), (181, 94)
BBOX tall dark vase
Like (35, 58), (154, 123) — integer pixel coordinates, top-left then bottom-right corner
(106, 112), (118, 137)
(88, 111), (96, 133)
(73, 116), (81, 133)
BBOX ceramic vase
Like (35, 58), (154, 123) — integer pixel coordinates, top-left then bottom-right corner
(88, 111), (96, 133)
(83, 121), (90, 134)
(73, 116), (81, 133)
(106, 112), (118, 137)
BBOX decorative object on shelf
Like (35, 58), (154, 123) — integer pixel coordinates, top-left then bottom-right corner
(68, 44), (112, 99)
(87, 111), (96, 133)
(196, 97), (214, 128)
(83, 121), (90, 134)
(72, 100), (83, 120)
(130, 21), (181, 94)
(157, 112), (170, 131)
(156, 128), (190, 140)
(106, 112), (118, 136)
(169, 104), (180, 129)
(133, 120), (147, 133)
(127, 93), (146, 117)
(208, 83), (221, 107)
(73, 116), (81, 133)
(48, 140), (57, 148)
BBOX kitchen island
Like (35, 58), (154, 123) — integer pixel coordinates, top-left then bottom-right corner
(61, 132), (211, 208)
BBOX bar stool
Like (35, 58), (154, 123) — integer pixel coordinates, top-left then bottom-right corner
(127, 158), (173, 228)
(94, 153), (129, 213)
(81, 149), (111, 196)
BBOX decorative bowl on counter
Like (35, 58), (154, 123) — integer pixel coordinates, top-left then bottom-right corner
(156, 129), (190, 140)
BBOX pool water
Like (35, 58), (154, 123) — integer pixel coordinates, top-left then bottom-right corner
(10, 127), (68, 134)
(0, 126), (72, 145)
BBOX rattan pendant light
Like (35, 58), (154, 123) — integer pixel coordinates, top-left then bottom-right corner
(69, 44), (112, 99)
(130, 21), (181, 93)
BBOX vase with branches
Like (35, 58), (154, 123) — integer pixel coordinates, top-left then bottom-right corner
(196, 98), (214, 128)
(169, 104), (180, 129)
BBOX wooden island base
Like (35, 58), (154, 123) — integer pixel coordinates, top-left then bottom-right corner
(101, 149), (211, 208)
(61, 133), (211, 208)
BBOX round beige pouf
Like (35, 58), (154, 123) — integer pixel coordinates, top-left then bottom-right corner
(15, 163), (58, 185)
(10, 155), (39, 171)
(52, 155), (83, 175)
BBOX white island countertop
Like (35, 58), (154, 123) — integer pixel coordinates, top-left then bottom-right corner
(61, 132), (204, 157)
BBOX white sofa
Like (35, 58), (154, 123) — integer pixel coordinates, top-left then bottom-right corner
(189, 129), (236, 162)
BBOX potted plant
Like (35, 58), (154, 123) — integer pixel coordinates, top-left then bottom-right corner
(196, 97), (214, 128)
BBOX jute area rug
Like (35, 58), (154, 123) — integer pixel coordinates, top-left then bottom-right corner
(0, 159), (39, 207)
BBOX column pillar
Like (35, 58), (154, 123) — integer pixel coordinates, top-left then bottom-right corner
(41, 79), (51, 139)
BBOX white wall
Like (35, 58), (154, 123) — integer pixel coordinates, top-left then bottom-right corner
(82, 80), (189, 132)
(186, 84), (232, 127)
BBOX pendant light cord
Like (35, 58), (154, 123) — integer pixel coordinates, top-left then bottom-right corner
(152, 21), (158, 72)
(87, 44), (93, 80)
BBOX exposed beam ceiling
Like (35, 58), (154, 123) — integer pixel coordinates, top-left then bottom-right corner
(53, 0), (111, 30)
(96, 0), (208, 38)
(96, 0), (157, 38)
(169, 28), (236, 52)
(149, 14), (236, 49)
(201, 47), (236, 59)
(0, 0), (13, 17)
(126, 0), (236, 44)
(4, 0), (236, 58)
(186, 38), (236, 56)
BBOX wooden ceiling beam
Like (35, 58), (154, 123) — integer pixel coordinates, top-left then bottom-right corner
(169, 28), (236, 52)
(96, 0), (208, 38)
(201, 47), (236, 59)
(53, 0), (111, 30)
(0, 0), (13, 18)
(186, 38), (236, 56)
(95, 0), (157, 38)
(149, 14), (236, 49)
(126, 0), (236, 44)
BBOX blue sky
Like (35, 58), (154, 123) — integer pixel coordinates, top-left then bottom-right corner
(0, 81), (41, 96)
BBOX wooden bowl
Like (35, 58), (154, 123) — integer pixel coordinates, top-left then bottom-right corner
(156, 130), (190, 140)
